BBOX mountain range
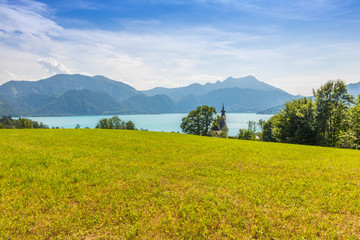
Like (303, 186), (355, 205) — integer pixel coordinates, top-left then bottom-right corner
(1, 74), (358, 117)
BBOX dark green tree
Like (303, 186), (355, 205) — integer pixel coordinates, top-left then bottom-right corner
(96, 118), (110, 129)
(272, 97), (317, 144)
(110, 116), (126, 129)
(338, 94), (360, 149)
(314, 80), (353, 146)
(180, 105), (217, 136)
(262, 115), (278, 142)
(125, 121), (136, 130)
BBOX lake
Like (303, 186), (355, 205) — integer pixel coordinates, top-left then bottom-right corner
(26, 113), (273, 137)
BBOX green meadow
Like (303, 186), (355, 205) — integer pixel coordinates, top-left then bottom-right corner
(1, 129), (360, 239)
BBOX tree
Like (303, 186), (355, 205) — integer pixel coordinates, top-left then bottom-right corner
(256, 119), (266, 140)
(314, 80), (353, 146)
(262, 115), (278, 142)
(75, 124), (81, 129)
(237, 121), (257, 140)
(272, 97), (317, 144)
(110, 116), (126, 129)
(17, 118), (34, 129)
(96, 118), (110, 129)
(237, 129), (256, 140)
(95, 116), (135, 130)
(125, 121), (136, 130)
(180, 105), (217, 136)
(338, 94), (360, 149)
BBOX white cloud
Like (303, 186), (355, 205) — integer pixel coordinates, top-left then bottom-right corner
(37, 58), (72, 75)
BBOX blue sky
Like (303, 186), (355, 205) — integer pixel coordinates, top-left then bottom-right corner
(1, 0), (360, 95)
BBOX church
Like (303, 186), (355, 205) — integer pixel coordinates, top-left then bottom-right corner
(211, 104), (228, 138)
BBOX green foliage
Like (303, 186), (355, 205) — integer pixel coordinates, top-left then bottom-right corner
(95, 116), (136, 130)
(211, 115), (223, 129)
(75, 124), (81, 129)
(247, 120), (257, 134)
(1, 130), (360, 238)
(263, 115), (278, 142)
(272, 98), (317, 144)
(0, 116), (48, 129)
(338, 94), (360, 149)
(180, 105), (217, 136)
(237, 121), (258, 140)
(257, 119), (266, 131)
(125, 120), (136, 130)
(219, 126), (228, 138)
(314, 80), (353, 146)
(237, 128), (256, 140)
(263, 80), (358, 148)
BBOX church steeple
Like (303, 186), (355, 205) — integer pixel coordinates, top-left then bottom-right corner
(221, 104), (226, 116)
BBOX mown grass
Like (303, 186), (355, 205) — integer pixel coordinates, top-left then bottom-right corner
(1, 129), (360, 239)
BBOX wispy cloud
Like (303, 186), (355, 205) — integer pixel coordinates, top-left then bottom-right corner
(0, 0), (61, 38)
(37, 58), (72, 75)
(4, 70), (18, 80)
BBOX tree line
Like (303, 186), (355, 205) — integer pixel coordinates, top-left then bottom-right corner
(0, 116), (136, 130)
(262, 79), (359, 149)
(0, 116), (48, 129)
(95, 116), (136, 130)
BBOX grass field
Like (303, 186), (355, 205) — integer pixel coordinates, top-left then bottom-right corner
(1, 129), (360, 239)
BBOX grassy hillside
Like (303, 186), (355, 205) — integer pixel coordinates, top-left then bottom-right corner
(1, 130), (360, 239)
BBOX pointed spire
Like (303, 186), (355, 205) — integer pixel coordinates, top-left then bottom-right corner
(221, 103), (226, 116)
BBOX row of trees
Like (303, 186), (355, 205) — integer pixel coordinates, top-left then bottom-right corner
(95, 116), (136, 130)
(263, 80), (360, 148)
(0, 116), (48, 129)
(0, 116), (136, 130)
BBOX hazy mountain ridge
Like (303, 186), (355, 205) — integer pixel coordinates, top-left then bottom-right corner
(142, 76), (296, 113)
(142, 75), (286, 102)
(2, 74), (351, 117)
(0, 74), (141, 103)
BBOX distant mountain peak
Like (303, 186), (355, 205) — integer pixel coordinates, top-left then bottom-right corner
(142, 75), (290, 102)
(225, 75), (256, 81)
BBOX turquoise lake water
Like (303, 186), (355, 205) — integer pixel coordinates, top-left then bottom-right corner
(26, 113), (273, 137)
